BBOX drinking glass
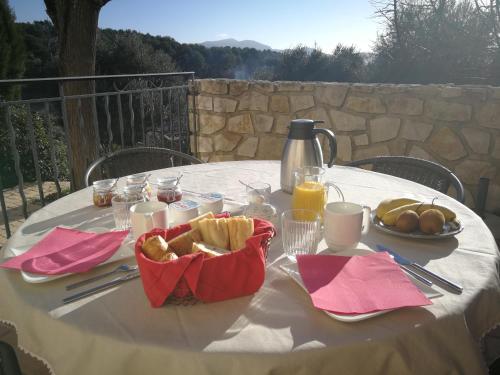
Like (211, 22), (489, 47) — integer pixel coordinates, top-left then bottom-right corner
(292, 166), (344, 221)
(281, 209), (321, 261)
(243, 182), (277, 220)
(111, 194), (144, 230)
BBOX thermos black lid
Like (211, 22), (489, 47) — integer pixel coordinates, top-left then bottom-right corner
(288, 119), (324, 139)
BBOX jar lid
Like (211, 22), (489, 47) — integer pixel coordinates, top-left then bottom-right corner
(170, 199), (199, 212)
(93, 179), (116, 190)
(200, 192), (223, 202)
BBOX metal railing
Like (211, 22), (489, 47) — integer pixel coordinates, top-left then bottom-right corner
(0, 72), (197, 239)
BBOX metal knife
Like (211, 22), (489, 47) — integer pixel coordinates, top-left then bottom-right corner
(376, 244), (463, 293)
(63, 271), (140, 304)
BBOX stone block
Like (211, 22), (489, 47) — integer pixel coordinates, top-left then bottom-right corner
(251, 81), (274, 92)
(455, 160), (497, 185)
(200, 79), (228, 95)
(302, 108), (331, 129)
(428, 127), (467, 161)
(237, 137), (259, 157)
(461, 128), (490, 154)
(276, 81), (302, 91)
(476, 102), (500, 129)
(353, 134), (369, 146)
(315, 84), (349, 107)
(275, 115), (294, 134)
(386, 97), (423, 115)
(238, 91), (268, 111)
(228, 114), (254, 134)
(353, 144), (390, 160)
(377, 85), (408, 95)
(493, 136), (500, 159)
(209, 154), (235, 162)
(401, 120), (433, 141)
(426, 100), (472, 122)
(335, 135), (352, 162)
(344, 96), (386, 114)
(256, 136), (286, 160)
(408, 145), (435, 161)
(196, 136), (213, 153)
(330, 110), (366, 131)
(213, 97), (237, 113)
(199, 114), (225, 135)
(229, 80), (249, 96)
(463, 87), (488, 101)
(351, 84), (375, 93)
(440, 87), (462, 98)
(492, 88), (500, 99)
(197, 95), (213, 111)
(254, 114), (274, 133)
(214, 133), (241, 152)
(370, 117), (401, 143)
(413, 85), (440, 97)
(290, 95), (315, 112)
(486, 183), (500, 211)
(302, 83), (316, 91)
(270, 95), (290, 113)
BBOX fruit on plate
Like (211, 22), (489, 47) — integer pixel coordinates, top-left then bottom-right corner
(415, 203), (456, 222)
(380, 202), (423, 226)
(395, 210), (420, 233)
(419, 209), (445, 234)
(376, 198), (421, 219)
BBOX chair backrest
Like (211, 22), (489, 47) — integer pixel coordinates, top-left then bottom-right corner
(346, 156), (465, 203)
(85, 147), (203, 187)
(0, 341), (22, 375)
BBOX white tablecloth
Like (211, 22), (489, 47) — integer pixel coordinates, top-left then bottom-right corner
(1, 160), (499, 374)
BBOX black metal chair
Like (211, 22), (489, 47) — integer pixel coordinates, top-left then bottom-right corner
(346, 156), (465, 203)
(0, 341), (22, 375)
(84, 147), (204, 187)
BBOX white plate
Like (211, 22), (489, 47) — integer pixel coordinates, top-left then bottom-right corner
(9, 227), (135, 284)
(280, 250), (442, 322)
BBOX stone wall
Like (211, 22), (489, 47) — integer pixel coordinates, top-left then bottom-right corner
(189, 79), (500, 211)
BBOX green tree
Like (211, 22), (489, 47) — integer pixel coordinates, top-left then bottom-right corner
(0, 0), (25, 99)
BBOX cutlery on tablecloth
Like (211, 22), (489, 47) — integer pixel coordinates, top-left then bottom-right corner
(63, 271), (140, 304)
(65, 264), (138, 291)
(376, 244), (463, 293)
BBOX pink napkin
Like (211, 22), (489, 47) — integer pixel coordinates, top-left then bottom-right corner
(0, 227), (129, 275)
(296, 252), (431, 315)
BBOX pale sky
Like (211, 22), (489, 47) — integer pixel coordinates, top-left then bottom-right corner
(10, 0), (382, 52)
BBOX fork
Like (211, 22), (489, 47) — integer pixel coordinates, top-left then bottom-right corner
(65, 264), (139, 291)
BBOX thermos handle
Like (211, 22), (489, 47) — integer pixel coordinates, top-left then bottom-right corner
(312, 128), (337, 168)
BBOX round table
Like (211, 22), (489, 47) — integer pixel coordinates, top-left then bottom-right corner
(1, 160), (499, 375)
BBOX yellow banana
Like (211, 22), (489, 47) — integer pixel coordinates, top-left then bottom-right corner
(415, 204), (456, 221)
(381, 203), (424, 226)
(376, 198), (421, 219)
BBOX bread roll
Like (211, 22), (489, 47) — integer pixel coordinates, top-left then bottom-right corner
(198, 218), (230, 249)
(227, 217), (254, 250)
(160, 251), (178, 262)
(189, 212), (215, 231)
(168, 229), (203, 256)
(142, 235), (170, 261)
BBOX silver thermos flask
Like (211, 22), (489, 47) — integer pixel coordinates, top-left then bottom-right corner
(280, 119), (337, 193)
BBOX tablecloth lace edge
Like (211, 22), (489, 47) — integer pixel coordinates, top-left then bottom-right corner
(0, 318), (56, 375)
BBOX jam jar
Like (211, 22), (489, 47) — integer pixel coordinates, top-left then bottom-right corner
(125, 173), (152, 200)
(123, 184), (148, 202)
(157, 177), (182, 204)
(92, 179), (117, 207)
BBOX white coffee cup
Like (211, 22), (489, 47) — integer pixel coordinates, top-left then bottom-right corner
(324, 202), (371, 251)
(130, 201), (168, 240)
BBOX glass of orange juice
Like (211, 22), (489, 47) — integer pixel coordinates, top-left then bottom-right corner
(291, 166), (344, 221)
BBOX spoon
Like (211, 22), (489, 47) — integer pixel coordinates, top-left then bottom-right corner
(65, 264), (139, 291)
(175, 173), (183, 186)
(239, 180), (258, 191)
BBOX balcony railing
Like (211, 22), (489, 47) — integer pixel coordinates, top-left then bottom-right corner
(0, 72), (197, 240)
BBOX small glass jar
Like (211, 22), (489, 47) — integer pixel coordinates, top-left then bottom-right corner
(157, 177), (182, 204)
(126, 173), (152, 200)
(123, 184), (148, 202)
(92, 179), (117, 207)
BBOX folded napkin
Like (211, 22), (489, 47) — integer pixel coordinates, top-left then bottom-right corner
(135, 215), (276, 307)
(0, 227), (129, 275)
(296, 252), (431, 315)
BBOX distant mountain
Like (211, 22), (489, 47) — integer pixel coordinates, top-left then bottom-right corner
(200, 38), (272, 51)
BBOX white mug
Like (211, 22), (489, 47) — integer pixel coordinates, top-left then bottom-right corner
(324, 202), (371, 251)
(130, 201), (168, 240)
